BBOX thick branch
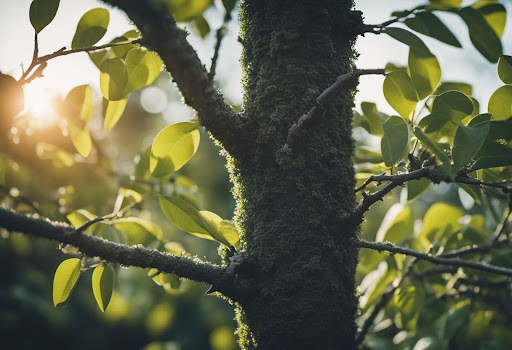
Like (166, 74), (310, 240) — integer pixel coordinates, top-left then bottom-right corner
(357, 239), (512, 278)
(0, 207), (236, 296)
(100, 0), (245, 153)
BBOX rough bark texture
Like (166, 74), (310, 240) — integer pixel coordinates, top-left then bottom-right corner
(229, 0), (362, 348)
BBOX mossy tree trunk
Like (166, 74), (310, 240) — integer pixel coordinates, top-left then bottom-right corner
(229, 0), (362, 348)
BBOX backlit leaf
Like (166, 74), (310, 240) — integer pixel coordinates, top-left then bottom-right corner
(165, 0), (214, 22)
(150, 122), (200, 177)
(408, 49), (441, 99)
(71, 8), (109, 49)
(62, 85), (94, 123)
(383, 71), (418, 120)
(419, 202), (463, 241)
(92, 263), (114, 312)
(53, 258), (81, 307)
(472, 2), (506, 37)
(100, 57), (128, 101)
(488, 85), (512, 120)
(113, 217), (163, 246)
(376, 204), (413, 244)
(68, 123), (92, 157)
(452, 123), (490, 173)
(124, 48), (163, 94)
(103, 98), (127, 131)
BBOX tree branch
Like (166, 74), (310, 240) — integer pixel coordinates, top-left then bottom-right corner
(284, 68), (386, 149)
(0, 206), (236, 297)
(351, 166), (511, 223)
(100, 0), (246, 153)
(357, 239), (512, 278)
(209, 12), (232, 80)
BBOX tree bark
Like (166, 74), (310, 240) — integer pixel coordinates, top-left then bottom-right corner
(230, 1), (362, 348)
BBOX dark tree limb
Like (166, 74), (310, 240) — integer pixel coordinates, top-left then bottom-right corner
(357, 239), (512, 278)
(100, 0), (246, 153)
(284, 68), (386, 149)
(209, 12), (232, 80)
(0, 207), (237, 297)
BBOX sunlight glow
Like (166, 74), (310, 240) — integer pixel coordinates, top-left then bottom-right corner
(23, 80), (60, 129)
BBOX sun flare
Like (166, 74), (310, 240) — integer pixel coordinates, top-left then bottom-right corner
(23, 80), (60, 129)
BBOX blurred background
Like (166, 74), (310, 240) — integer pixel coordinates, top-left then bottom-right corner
(0, 0), (511, 349)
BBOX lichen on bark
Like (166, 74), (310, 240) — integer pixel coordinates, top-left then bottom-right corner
(229, 0), (363, 348)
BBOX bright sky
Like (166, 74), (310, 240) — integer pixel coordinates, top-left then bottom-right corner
(0, 0), (510, 120)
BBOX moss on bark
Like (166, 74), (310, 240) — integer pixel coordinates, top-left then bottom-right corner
(227, 0), (362, 348)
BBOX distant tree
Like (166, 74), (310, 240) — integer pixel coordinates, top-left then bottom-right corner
(1, 0), (512, 349)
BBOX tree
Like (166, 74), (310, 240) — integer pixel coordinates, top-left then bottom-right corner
(1, 0), (512, 349)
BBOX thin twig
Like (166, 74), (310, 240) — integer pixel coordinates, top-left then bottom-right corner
(19, 33), (39, 83)
(283, 68), (386, 149)
(0, 184), (41, 215)
(18, 39), (140, 85)
(75, 201), (137, 232)
(209, 12), (231, 80)
(357, 239), (512, 278)
(364, 7), (422, 34)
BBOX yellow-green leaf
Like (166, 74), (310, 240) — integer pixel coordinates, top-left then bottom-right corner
(103, 98), (127, 131)
(124, 48), (163, 94)
(92, 263), (114, 312)
(150, 122), (200, 177)
(100, 57), (128, 101)
(165, 0), (214, 22)
(62, 85), (94, 123)
(488, 85), (512, 121)
(68, 123), (92, 157)
(408, 49), (441, 99)
(71, 8), (109, 49)
(113, 217), (162, 246)
(383, 71), (419, 120)
(53, 258), (81, 307)
(381, 115), (410, 167)
(498, 55), (512, 84)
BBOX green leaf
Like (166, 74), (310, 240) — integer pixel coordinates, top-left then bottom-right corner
(62, 85), (94, 124)
(158, 195), (231, 246)
(0, 73), (25, 125)
(100, 57), (128, 101)
(92, 263), (114, 312)
(113, 217), (163, 246)
(361, 102), (387, 136)
(29, 0), (60, 33)
(383, 71), (419, 120)
(68, 123), (92, 157)
(199, 211), (240, 247)
(458, 6), (502, 63)
(408, 48), (441, 99)
(452, 123), (490, 173)
(384, 27), (430, 55)
(71, 8), (109, 49)
(150, 122), (200, 177)
(222, 0), (236, 12)
(470, 155), (512, 171)
(419, 202), (463, 241)
(103, 98), (127, 131)
(407, 178), (431, 201)
(434, 82), (473, 96)
(428, 0), (462, 10)
(53, 258), (81, 307)
(395, 283), (425, 330)
(165, 0), (214, 22)
(376, 204), (413, 244)
(488, 85), (512, 121)
(192, 16), (210, 38)
(404, 11), (461, 48)
(35, 143), (75, 168)
(381, 116), (409, 167)
(467, 113), (492, 127)
(111, 30), (140, 59)
(66, 209), (97, 233)
(88, 49), (109, 69)
(472, 2), (506, 37)
(498, 55), (512, 84)
(124, 48), (163, 94)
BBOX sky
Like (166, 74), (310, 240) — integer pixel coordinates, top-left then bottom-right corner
(0, 0), (510, 120)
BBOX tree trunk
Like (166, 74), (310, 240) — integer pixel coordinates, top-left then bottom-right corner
(230, 1), (362, 348)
